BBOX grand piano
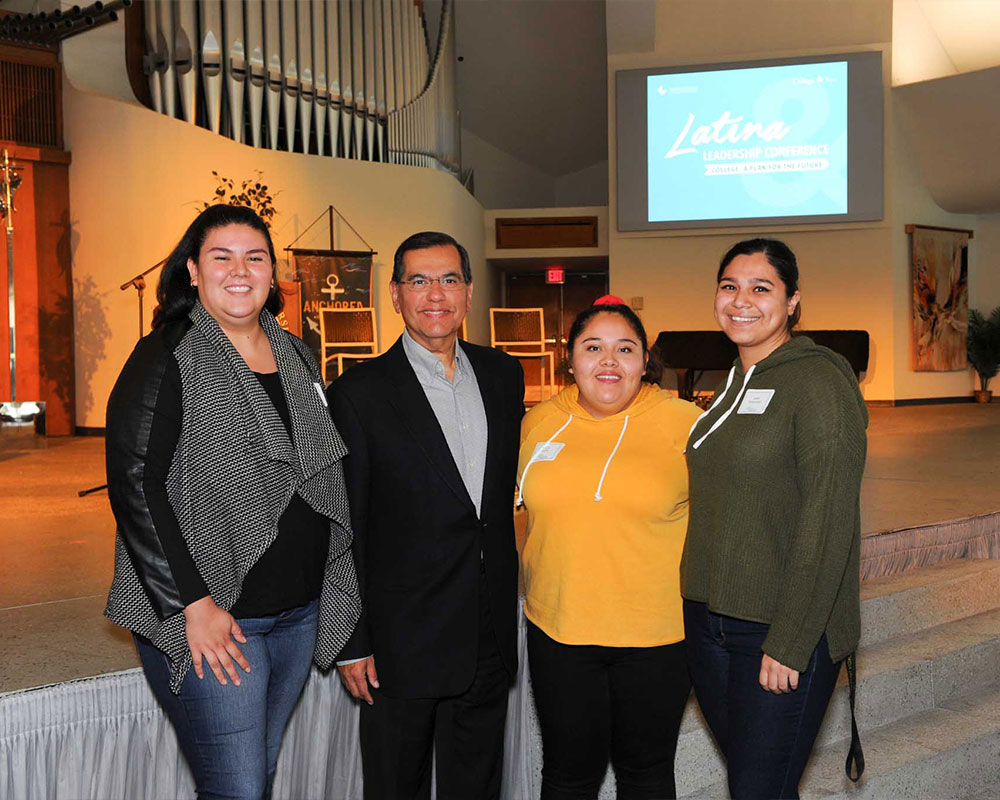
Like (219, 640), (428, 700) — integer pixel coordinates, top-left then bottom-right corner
(652, 330), (870, 400)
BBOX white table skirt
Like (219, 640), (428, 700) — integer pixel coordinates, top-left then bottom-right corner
(0, 605), (536, 800)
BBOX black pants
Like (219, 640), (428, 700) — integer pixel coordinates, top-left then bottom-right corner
(359, 572), (510, 800)
(683, 600), (841, 800)
(526, 621), (690, 800)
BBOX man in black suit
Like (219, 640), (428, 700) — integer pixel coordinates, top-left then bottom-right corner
(327, 231), (524, 800)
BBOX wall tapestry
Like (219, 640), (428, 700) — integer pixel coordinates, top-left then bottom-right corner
(910, 226), (970, 371)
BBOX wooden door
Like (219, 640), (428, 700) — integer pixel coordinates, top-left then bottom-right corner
(505, 271), (608, 385)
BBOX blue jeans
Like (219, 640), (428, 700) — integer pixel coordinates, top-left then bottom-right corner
(135, 600), (319, 800)
(683, 600), (840, 800)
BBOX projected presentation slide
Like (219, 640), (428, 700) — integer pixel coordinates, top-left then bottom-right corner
(647, 61), (848, 223)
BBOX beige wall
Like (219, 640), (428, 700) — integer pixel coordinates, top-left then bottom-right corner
(973, 215), (1000, 313)
(461, 128), (555, 209)
(64, 85), (489, 428)
(887, 94), (995, 399)
(605, 0), (1000, 401)
(553, 161), (609, 208)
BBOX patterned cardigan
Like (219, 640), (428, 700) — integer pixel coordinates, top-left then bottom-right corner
(104, 303), (360, 692)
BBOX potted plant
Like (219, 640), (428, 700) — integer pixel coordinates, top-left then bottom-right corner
(966, 306), (1000, 402)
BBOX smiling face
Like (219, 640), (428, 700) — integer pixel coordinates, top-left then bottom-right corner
(186, 223), (274, 335)
(569, 311), (648, 419)
(715, 252), (800, 368)
(390, 243), (472, 353)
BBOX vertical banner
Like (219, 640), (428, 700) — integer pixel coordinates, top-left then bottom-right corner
(288, 248), (374, 365)
(910, 227), (970, 371)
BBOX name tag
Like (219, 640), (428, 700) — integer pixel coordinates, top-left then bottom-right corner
(737, 389), (774, 415)
(313, 382), (329, 407)
(531, 442), (565, 462)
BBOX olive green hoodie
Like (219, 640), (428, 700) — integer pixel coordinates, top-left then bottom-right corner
(681, 336), (868, 670)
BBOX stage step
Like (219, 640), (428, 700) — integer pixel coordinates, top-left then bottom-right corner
(859, 558), (1000, 647)
(669, 559), (1000, 799)
(802, 683), (1000, 799)
(816, 606), (1000, 748)
(680, 684), (1000, 799)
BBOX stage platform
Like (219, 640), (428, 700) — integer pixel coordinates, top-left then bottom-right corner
(1, 404), (999, 799)
(1, 403), (999, 694)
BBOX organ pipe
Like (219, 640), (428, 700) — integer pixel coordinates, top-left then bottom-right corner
(246, 0), (265, 148)
(141, 0), (459, 174)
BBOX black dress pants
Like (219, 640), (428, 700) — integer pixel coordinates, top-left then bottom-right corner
(526, 621), (690, 800)
(359, 571), (510, 800)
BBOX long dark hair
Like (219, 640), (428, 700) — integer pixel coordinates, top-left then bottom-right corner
(717, 238), (801, 330)
(566, 304), (662, 385)
(153, 204), (282, 330)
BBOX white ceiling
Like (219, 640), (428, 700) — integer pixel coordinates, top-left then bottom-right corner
(453, 0), (608, 178)
(893, 0), (1000, 85)
(892, 0), (1000, 212)
(895, 65), (1000, 214)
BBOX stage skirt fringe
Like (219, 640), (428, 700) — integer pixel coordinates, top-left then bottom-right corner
(0, 604), (535, 800)
(860, 511), (1000, 581)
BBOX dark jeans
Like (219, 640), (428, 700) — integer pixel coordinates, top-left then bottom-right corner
(359, 570), (510, 800)
(526, 621), (690, 800)
(683, 600), (841, 800)
(135, 600), (319, 800)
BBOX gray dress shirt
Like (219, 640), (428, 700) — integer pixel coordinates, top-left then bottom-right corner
(401, 328), (489, 517)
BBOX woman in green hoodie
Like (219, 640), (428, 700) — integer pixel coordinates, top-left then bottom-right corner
(681, 238), (868, 799)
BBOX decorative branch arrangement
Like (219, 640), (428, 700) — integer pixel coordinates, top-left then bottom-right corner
(202, 170), (278, 228)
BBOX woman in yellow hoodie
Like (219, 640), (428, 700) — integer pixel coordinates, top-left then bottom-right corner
(517, 299), (701, 800)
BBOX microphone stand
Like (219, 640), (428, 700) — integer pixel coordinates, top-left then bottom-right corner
(78, 258), (166, 497)
(119, 258), (166, 340)
(0, 148), (37, 427)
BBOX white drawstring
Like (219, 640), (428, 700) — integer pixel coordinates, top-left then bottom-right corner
(595, 415), (629, 502)
(516, 415), (573, 507)
(686, 366), (736, 444)
(690, 364), (756, 450)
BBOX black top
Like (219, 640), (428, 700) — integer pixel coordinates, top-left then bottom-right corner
(144, 360), (330, 618)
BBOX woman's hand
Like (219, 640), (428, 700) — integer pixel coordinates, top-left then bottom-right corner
(183, 595), (251, 685)
(759, 654), (799, 694)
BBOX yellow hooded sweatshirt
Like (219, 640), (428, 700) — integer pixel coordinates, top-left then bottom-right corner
(518, 383), (701, 647)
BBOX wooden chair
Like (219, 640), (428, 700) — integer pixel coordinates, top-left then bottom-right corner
(319, 307), (377, 383)
(489, 307), (555, 402)
(336, 352), (379, 376)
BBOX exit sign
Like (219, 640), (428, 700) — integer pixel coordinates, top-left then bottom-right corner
(545, 267), (565, 284)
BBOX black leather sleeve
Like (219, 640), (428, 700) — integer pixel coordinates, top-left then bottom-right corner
(511, 355), (526, 421)
(326, 378), (372, 660)
(105, 328), (209, 620)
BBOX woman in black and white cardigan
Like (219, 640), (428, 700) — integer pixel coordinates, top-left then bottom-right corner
(105, 204), (360, 800)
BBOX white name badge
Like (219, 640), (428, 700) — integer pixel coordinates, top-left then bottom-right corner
(531, 442), (565, 462)
(737, 388), (775, 415)
(313, 382), (329, 407)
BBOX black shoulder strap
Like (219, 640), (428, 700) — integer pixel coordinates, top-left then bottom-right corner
(844, 651), (865, 781)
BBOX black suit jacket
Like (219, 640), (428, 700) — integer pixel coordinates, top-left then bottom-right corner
(327, 336), (525, 699)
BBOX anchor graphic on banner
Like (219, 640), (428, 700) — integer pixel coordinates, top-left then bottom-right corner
(321, 273), (346, 301)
